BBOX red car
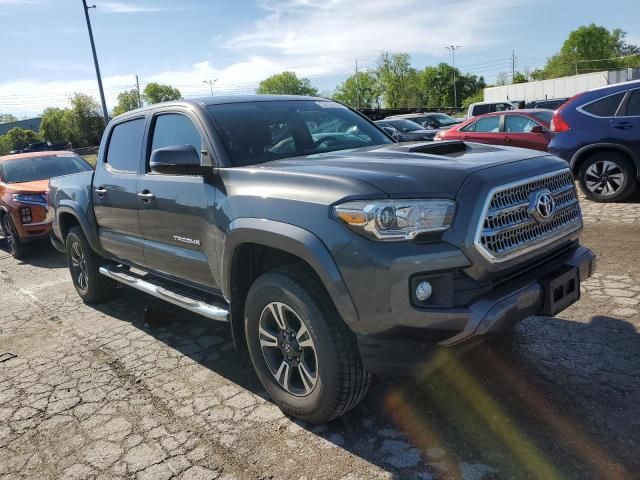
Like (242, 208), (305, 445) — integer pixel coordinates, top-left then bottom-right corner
(435, 109), (554, 151)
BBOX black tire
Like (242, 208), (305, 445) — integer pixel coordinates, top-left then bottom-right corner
(578, 151), (637, 202)
(2, 214), (29, 259)
(245, 266), (370, 424)
(65, 226), (116, 304)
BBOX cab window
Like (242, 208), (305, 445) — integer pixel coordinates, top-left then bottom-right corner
(150, 114), (203, 158)
(505, 115), (539, 133)
(473, 116), (501, 132)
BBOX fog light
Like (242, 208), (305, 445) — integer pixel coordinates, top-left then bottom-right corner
(20, 207), (32, 224)
(415, 281), (433, 302)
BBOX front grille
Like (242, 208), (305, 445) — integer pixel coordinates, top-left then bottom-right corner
(476, 170), (582, 261)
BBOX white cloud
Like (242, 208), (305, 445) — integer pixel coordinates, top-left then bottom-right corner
(98, 1), (173, 13)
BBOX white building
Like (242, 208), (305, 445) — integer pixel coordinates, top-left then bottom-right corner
(484, 68), (640, 103)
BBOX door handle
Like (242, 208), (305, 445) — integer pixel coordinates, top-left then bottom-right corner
(94, 186), (107, 197)
(612, 122), (633, 130)
(504, 137), (512, 143)
(137, 191), (155, 201)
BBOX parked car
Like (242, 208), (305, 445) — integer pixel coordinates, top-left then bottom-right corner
(549, 80), (640, 202)
(467, 101), (518, 118)
(0, 151), (92, 258)
(49, 95), (594, 424)
(385, 112), (461, 130)
(526, 98), (569, 110)
(435, 109), (554, 151)
(375, 119), (438, 141)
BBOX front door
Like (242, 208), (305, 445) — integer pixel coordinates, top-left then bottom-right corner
(92, 117), (146, 265)
(503, 115), (549, 151)
(137, 111), (218, 290)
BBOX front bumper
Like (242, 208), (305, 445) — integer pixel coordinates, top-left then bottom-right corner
(356, 246), (595, 375)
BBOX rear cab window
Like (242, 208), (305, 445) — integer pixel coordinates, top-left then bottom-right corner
(105, 118), (146, 173)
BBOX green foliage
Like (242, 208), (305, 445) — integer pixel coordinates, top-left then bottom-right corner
(63, 93), (105, 147)
(0, 127), (41, 155)
(417, 63), (485, 108)
(39, 107), (69, 144)
(113, 89), (141, 116)
(533, 24), (640, 80)
(256, 71), (319, 96)
(332, 71), (381, 109)
(376, 52), (417, 108)
(143, 83), (182, 104)
(513, 71), (528, 84)
(0, 113), (18, 124)
(462, 91), (484, 109)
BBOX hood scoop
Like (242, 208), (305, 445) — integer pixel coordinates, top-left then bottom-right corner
(409, 141), (467, 156)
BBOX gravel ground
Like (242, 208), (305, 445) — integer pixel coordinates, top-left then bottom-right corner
(0, 194), (638, 480)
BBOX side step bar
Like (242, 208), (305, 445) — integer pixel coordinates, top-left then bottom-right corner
(99, 266), (229, 322)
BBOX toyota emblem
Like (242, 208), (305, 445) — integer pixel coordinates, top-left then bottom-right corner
(528, 189), (556, 223)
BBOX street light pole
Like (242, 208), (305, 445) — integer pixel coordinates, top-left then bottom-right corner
(445, 45), (461, 108)
(82, 0), (109, 125)
(204, 79), (217, 96)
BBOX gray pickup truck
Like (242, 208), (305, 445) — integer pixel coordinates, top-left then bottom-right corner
(49, 95), (595, 424)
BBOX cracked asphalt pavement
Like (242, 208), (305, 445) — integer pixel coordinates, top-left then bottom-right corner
(0, 194), (638, 480)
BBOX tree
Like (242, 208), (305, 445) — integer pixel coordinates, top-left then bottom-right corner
(332, 71), (381, 109)
(462, 91), (484, 110)
(376, 52), (417, 108)
(513, 72), (528, 84)
(495, 72), (510, 86)
(0, 113), (18, 124)
(0, 127), (41, 155)
(113, 89), (141, 116)
(63, 93), (105, 147)
(256, 71), (319, 96)
(533, 24), (640, 80)
(40, 107), (69, 144)
(416, 63), (485, 107)
(143, 83), (182, 104)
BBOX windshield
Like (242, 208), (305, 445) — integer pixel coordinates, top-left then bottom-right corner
(208, 100), (392, 166)
(530, 110), (553, 125)
(426, 113), (459, 127)
(1, 153), (92, 184)
(386, 119), (424, 133)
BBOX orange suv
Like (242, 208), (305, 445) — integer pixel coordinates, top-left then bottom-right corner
(0, 151), (93, 258)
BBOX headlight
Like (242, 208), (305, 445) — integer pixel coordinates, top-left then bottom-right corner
(12, 193), (47, 204)
(333, 199), (456, 241)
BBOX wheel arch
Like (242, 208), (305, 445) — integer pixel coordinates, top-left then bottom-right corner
(55, 203), (104, 255)
(570, 143), (640, 179)
(222, 218), (359, 350)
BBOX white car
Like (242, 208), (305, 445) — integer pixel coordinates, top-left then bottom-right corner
(467, 101), (518, 118)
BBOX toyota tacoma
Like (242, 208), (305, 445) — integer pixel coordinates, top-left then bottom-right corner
(48, 95), (595, 424)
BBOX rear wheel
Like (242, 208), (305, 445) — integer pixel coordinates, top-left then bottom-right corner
(245, 266), (370, 424)
(578, 151), (637, 202)
(2, 215), (28, 259)
(65, 226), (116, 304)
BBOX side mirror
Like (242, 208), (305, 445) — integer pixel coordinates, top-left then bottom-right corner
(530, 125), (546, 134)
(382, 126), (400, 142)
(149, 144), (208, 175)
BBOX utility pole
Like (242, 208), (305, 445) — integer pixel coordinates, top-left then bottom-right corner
(446, 45), (461, 108)
(355, 60), (361, 110)
(204, 79), (217, 96)
(135, 75), (141, 107)
(511, 50), (517, 83)
(82, 0), (109, 125)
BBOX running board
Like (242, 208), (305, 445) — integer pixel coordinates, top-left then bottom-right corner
(99, 266), (229, 322)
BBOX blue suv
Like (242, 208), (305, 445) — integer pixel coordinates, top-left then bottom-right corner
(549, 80), (640, 202)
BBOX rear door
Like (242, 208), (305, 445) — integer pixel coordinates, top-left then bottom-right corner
(137, 109), (218, 289)
(503, 114), (549, 151)
(92, 116), (146, 265)
(610, 88), (640, 159)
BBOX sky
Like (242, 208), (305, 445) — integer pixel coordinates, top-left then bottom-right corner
(0, 0), (639, 117)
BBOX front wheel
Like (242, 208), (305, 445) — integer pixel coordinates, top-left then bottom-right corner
(578, 152), (637, 202)
(65, 226), (116, 304)
(245, 266), (370, 424)
(2, 215), (28, 259)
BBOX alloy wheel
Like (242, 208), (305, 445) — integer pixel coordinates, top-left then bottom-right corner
(584, 160), (625, 197)
(258, 301), (318, 397)
(70, 241), (89, 291)
(2, 217), (16, 254)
